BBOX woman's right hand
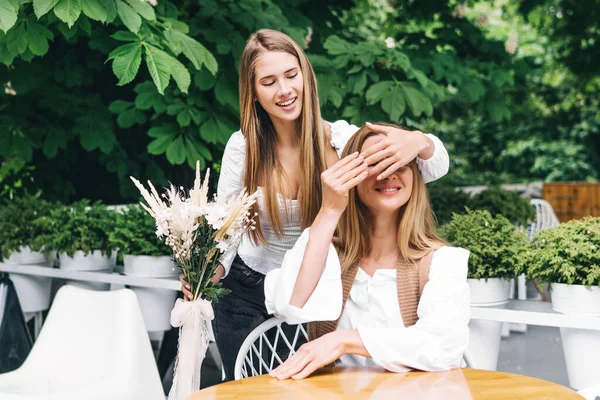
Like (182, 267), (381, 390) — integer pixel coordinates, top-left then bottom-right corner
(180, 265), (225, 301)
(179, 273), (194, 301)
(320, 152), (369, 214)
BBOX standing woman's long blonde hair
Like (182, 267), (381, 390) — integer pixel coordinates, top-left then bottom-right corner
(239, 29), (328, 244)
(335, 124), (446, 272)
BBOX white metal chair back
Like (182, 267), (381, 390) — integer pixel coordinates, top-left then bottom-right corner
(527, 199), (560, 239)
(234, 317), (308, 380)
(235, 317), (478, 380)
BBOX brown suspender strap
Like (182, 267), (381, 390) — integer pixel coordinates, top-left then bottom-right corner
(308, 262), (359, 341)
(418, 251), (433, 297)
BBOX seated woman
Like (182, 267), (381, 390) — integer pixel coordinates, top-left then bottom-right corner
(263, 123), (470, 380)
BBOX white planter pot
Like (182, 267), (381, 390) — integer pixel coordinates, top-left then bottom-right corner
(123, 255), (179, 332)
(469, 278), (512, 306)
(130, 286), (178, 332)
(59, 250), (116, 291)
(551, 283), (600, 390)
(6, 246), (55, 265)
(6, 248), (56, 313)
(59, 250), (116, 271)
(467, 278), (512, 371)
(123, 255), (180, 278)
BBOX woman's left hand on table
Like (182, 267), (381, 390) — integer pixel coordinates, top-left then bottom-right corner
(269, 331), (345, 380)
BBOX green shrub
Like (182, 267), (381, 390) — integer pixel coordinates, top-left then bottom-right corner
(521, 217), (600, 287)
(439, 209), (529, 279)
(33, 200), (117, 257)
(428, 185), (471, 225)
(0, 196), (57, 260)
(109, 205), (170, 258)
(469, 186), (535, 226)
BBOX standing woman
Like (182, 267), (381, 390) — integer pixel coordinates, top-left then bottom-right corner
(180, 29), (450, 380)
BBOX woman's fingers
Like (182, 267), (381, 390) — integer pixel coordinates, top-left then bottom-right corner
(361, 142), (388, 166)
(365, 121), (393, 135)
(342, 169), (369, 190)
(292, 360), (320, 380)
(326, 152), (360, 175)
(271, 351), (310, 380)
(339, 163), (368, 185)
(377, 160), (407, 180)
(332, 155), (366, 180)
(179, 273), (193, 301)
(368, 155), (399, 180)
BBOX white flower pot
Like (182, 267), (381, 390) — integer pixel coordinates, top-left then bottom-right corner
(123, 255), (179, 332)
(59, 250), (116, 271)
(551, 283), (600, 390)
(6, 246), (53, 264)
(59, 250), (116, 291)
(6, 247), (56, 313)
(467, 278), (512, 371)
(123, 255), (180, 278)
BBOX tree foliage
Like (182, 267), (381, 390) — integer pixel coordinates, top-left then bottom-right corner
(0, 0), (598, 203)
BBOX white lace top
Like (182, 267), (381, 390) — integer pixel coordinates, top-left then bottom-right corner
(217, 120), (450, 276)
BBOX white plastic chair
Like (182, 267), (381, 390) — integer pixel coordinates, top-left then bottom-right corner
(578, 382), (600, 400)
(0, 285), (164, 400)
(527, 199), (560, 240)
(234, 317), (308, 380)
(234, 317), (478, 380)
(462, 349), (477, 369)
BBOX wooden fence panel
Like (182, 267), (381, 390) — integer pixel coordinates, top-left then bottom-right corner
(542, 183), (599, 222)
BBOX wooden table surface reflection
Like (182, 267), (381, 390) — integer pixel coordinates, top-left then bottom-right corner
(188, 367), (583, 400)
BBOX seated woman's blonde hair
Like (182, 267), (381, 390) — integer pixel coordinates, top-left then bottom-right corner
(334, 123), (446, 272)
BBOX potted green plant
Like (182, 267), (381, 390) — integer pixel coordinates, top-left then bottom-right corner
(37, 200), (117, 290)
(469, 186), (535, 226)
(439, 209), (529, 370)
(109, 205), (179, 332)
(110, 204), (177, 276)
(521, 217), (600, 389)
(0, 196), (57, 312)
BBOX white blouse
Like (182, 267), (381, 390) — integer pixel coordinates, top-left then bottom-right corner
(264, 229), (471, 372)
(217, 120), (450, 276)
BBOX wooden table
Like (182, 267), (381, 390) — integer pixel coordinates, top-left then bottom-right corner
(189, 367), (584, 399)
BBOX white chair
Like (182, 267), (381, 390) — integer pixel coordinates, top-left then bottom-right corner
(234, 317), (308, 380)
(578, 382), (600, 400)
(462, 349), (477, 369)
(523, 198), (559, 302)
(234, 317), (479, 380)
(0, 285), (164, 400)
(527, 198), (560, 239)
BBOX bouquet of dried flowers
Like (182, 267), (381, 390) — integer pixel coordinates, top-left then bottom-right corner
(131, 162), (257, 400)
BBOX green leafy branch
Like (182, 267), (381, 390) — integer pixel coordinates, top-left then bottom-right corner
(0, 0), (218, 94)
